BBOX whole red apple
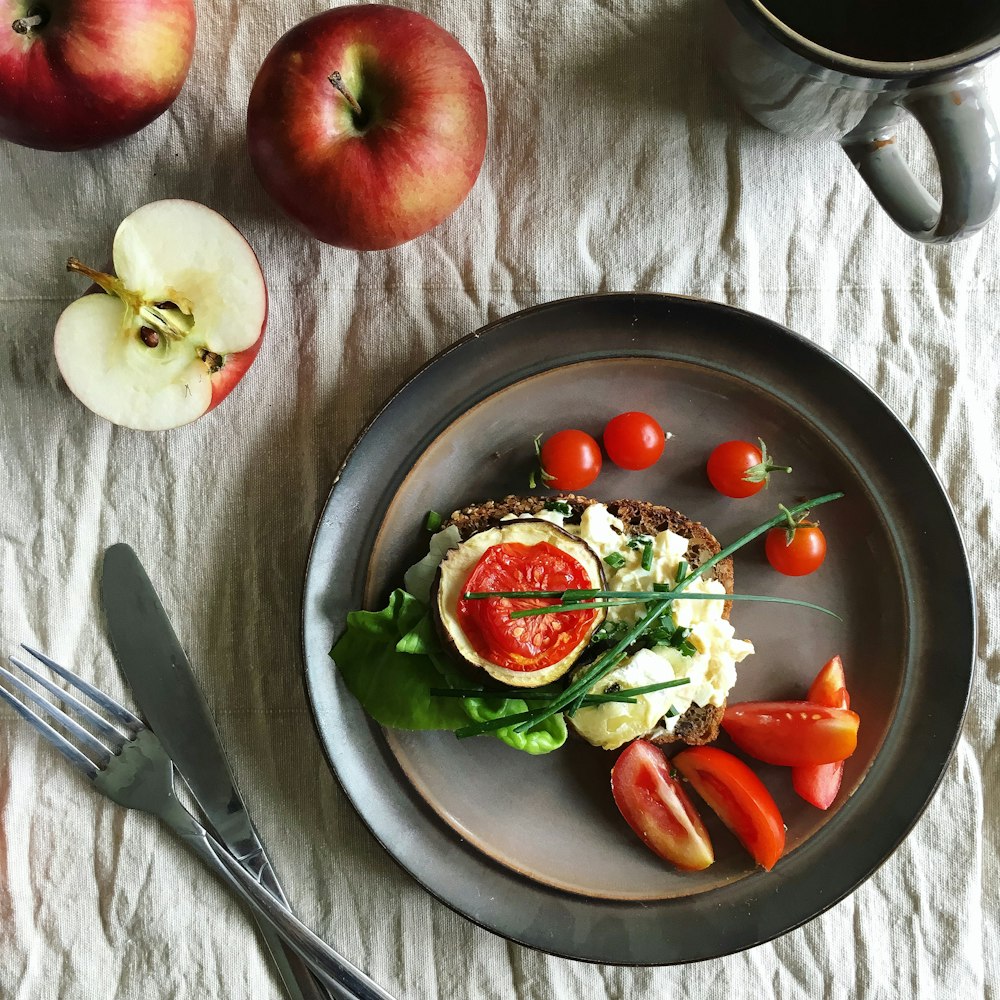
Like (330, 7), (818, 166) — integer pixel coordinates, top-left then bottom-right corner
(0, 0), (195, 151)
(246, 5), (488, 250)
(55, 200), (267, 430)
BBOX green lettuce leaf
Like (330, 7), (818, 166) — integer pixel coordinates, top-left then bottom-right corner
(331, 590), (468, 731)
(461, 695), (567, 755)
(332, 589), (568, 754)
(401, 618), (567, 753)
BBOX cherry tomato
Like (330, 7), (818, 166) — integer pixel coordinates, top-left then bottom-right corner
(792, 656), (850, 810)
(721, 701), (860, 767)
(673, 747), (786, 871)
(603, 412), (666, 470)
(707, 439), (790, 498)
(765, 524), (827, 576)
(610, 740), (714, 871)
(458, 542), (598, 671)
(539, 430), (602, 490)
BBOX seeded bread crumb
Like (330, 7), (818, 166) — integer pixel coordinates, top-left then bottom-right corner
(443, 494), (734, 748)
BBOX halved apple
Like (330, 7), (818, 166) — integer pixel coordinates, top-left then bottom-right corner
(54, 200), (267, 430)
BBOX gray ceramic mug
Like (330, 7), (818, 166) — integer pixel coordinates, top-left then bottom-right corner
(711, 0), (1000, 243)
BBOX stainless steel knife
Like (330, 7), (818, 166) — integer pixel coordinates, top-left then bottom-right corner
(100, 542), (332, 1000)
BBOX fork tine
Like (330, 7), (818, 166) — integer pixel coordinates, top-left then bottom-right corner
(9, 655), (129, 752)
(20, 644), (142, 730)
(1, 663), (112, 768)
(0, 681), (99, 780)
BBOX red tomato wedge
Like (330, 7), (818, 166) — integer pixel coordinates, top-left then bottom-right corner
(611, 740), (714, 871)
(673, 747), (786, 871)
(792, 656), (851, 809)
(806, 654), (850, 709)
(458, 541), (598, 671)
(721, 701), (860, 766)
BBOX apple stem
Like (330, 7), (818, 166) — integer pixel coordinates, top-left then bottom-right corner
(328, 71), (363, 117)
(67, 257), (126, 298)
(12, 13), (45, 34)
(67, 256), (191, 344)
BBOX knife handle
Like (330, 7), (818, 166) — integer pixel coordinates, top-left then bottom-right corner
(254, 913), (337, 1000)
(205, 839), (392, 1000)
(157, 797), (394, 1000)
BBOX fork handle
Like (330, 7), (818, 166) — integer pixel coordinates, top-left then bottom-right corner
(159, 802), (393, 1000)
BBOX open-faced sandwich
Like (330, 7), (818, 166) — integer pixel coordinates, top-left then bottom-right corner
(334, 493), (754, 754)
(426, 495), (753, 749)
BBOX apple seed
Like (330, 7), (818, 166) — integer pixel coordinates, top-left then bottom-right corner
(197, 347), (224, 373)
(139, 327), (160, 348)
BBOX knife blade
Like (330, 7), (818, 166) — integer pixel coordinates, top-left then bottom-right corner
(101, 542), (331, 1000)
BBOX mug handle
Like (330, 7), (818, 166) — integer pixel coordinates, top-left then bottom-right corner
(841, 74), (1000, 243)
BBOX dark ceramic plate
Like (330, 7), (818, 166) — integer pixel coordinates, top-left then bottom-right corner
(302, 293), (974, 964)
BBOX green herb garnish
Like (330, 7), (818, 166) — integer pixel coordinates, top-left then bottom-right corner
(668, 626), (697, 657)
(604, 551), (627, 570)
(626, 534), (652, 550)
(675, 559), (689, 583)
(543, 500), (573, 516)
(425, 510), (443, 532)
(641, 539), (654, 571)
(590, 620), (630, 645)
(468, 590), (841, 621)
(431, 677), (689, 706)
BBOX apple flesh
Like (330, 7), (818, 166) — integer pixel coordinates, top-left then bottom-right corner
(247, 4), (488, 250)
(54, 200), (267, 431)
(0, 0), (196, 151)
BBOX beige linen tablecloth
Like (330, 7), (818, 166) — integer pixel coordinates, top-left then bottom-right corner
(1, 1), (998, 997)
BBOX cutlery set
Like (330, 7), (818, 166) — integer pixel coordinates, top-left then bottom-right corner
(0, 544), (391, 1000)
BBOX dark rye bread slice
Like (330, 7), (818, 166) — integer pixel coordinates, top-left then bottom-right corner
(442, 494), (734, 746)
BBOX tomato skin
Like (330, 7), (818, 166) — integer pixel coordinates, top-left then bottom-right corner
(603, 412), (666, 470)
(611, 740), (714, 871)
(806, 655), (850, 710)
(540, 430), (602, 490)
(673, 747), (786, 871)
(792, 656), (850, 809)
(765, 525), (827, 576)
(458, 542), (598, 671)
(707, 440), (767, 498)
(721, 701), (859, 766)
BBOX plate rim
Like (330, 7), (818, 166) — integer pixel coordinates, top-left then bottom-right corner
(300, 291), (976, 964)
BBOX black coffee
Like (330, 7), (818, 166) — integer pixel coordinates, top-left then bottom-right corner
(761, 0), (1000, 61)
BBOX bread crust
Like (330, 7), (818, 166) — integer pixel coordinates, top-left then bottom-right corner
(442, 494), (733, 747)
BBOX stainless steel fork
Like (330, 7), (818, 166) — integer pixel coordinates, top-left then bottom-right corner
(0, 645), (393, 1000)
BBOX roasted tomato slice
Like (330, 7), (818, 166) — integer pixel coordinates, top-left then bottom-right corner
(673, 747), (786, 871)
(721, 701), (860, 767)
(792, 656), (851, 809)
(458, 541), (597, 671)
(610, 740), (714, 871)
